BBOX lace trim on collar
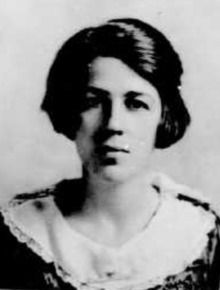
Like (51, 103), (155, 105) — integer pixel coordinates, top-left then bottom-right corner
(0, 204), (171, 290)
(0, 200), (84, 289)
(0, 174), (217, 290)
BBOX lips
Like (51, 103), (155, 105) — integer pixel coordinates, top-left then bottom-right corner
(96, 145), (129, 155)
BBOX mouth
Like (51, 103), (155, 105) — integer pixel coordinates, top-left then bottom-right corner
(96, 145), (130, 155)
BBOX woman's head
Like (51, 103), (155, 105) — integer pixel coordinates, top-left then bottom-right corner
(41, 18), (190, 150)
(74, 56), (162, 181)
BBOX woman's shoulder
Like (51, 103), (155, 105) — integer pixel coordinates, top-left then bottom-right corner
(0, 177), (84, 255)
(0, 184), (73, 289)
(156, 173), (219, 215)
(0, 206), (54, 289)
(154, 173), (220, 240)
(150, 174), (220, 290)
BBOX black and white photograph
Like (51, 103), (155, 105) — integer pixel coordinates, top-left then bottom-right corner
(0, 1), (220, 289)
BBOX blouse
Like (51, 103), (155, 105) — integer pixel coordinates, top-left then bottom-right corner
(0, 173), (220, 290)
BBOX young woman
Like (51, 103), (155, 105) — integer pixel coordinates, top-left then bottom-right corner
(0, 18), (220, 290)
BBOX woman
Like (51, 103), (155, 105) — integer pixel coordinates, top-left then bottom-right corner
(0, 18), (220, 290)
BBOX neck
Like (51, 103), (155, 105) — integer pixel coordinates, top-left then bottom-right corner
(82, 170), (159, 227)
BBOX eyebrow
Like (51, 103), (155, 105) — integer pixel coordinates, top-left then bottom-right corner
(125, 91), (146, 99)
(87, 86), (148, 98)
(86, 86), (109, 96)
(87, 86), (155, 100)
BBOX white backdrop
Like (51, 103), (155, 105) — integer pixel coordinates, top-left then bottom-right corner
(1, 0), (220, 206)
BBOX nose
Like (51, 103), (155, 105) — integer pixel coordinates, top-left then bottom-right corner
(104, 99), (125, 133)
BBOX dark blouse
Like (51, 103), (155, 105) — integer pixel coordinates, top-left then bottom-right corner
(0, 177), (220, 290)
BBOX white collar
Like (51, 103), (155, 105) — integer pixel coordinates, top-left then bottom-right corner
(1, 173), (215, 290)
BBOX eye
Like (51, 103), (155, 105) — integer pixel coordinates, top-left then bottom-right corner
(81, 92), (102, 111)
(125, 98), (150, 111)
(84, 96), (101, 109)
(81, 87), (109, 111)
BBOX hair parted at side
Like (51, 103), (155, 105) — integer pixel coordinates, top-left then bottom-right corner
(41, 18), (191, 149)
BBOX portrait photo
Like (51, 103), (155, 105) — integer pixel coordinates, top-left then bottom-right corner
(0, 0), (220, 289)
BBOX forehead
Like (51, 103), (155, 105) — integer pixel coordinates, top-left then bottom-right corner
(88, 57), (160, 97)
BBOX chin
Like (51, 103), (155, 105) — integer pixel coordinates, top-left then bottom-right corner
(97, 164), (139, 183)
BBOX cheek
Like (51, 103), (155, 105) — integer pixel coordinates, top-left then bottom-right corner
(75, 127), (93, 163)
(75, 112), (103, 165)
(80, 110), (102, 136)
(133, 114), (160, 138)
(129, 118), (160, 155)
(76, 110), (102, 148)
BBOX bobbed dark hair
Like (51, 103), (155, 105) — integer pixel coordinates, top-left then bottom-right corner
(41, 18), (190, 149)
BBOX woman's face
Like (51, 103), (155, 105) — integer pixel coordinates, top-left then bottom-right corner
(75, 57), (162, 182)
